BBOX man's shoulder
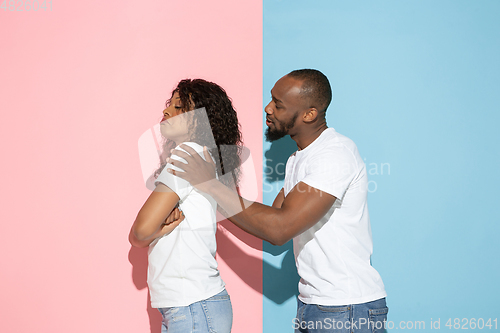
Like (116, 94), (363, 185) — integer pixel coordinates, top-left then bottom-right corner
(299, 131), (361, 171)
(315, 129), (360, 157)
(320, 128), (356, 147)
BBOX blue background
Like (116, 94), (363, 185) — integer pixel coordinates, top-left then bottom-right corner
(262, 0), (500, 332)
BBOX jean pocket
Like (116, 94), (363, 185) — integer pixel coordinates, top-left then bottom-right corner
(316, 305), (350, 313)
(159, 307), (188, 322)
(308, 305), (350, 332)
(206, 289), (230, 302)
(369, 306), (388, 333)
(202, 297), (233, 333)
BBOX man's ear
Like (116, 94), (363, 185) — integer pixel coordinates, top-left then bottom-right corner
(303, 107), (319, 123)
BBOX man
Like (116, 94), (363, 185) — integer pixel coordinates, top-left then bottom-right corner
(167, 69), (387, 332)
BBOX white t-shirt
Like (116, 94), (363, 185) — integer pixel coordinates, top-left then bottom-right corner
(284, 128), (386, 306)
(148, 142), (225, 308)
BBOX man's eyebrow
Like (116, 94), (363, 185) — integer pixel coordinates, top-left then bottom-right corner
(271, 94), (283, 104)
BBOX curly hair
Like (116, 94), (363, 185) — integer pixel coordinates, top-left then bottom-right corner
(156, 79), (243, 188)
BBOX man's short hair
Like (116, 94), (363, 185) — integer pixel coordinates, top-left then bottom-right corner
(287, 69), (332, 114)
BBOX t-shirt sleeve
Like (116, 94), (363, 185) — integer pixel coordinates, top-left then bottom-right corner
(301, 147), (358, 202)
(154, 150), (194, 201)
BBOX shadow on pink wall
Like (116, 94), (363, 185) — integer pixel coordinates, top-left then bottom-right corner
(128, 247), (163, 333)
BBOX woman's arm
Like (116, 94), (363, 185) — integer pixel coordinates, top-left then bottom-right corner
(129, 183), (182, 248)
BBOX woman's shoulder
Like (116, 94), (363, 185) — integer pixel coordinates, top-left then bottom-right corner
(174, 141), (203, 151)
(173, 142), (215, 163)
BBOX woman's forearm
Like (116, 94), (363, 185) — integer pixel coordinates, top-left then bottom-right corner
(129, 184), (180, 248)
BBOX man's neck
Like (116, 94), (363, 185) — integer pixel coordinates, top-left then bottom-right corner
(291, 124), (329, 150)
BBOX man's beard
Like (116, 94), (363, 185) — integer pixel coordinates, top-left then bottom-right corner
(265, 113), (298, 142)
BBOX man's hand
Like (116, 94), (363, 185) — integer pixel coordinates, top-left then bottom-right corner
(166, 144), (217, 193)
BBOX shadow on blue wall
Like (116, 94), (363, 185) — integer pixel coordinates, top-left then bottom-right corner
(263, 136), (301, 304)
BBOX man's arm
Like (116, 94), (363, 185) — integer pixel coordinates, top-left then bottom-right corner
(272, 188), (285, 209)
(209, 180), (335, 245)
(167, 145), (336, 246)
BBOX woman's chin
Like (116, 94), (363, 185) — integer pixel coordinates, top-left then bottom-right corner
(159, 131), (170, 140)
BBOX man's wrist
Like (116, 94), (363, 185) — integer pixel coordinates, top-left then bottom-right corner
(193, 178), (219, 195)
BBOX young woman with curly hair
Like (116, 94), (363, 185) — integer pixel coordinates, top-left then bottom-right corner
(129, 79), (242, 333)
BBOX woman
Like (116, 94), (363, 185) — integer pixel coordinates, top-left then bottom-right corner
(129, 79), (242, 333)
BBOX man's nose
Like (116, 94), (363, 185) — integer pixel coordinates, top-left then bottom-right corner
(264, 103), (273, 114)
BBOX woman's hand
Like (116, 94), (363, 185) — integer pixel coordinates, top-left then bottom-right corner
(158, 207), (185, 236)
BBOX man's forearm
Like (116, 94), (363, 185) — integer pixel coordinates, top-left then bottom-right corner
(202, 179), (337, 246)
(203, 179), (286, 245)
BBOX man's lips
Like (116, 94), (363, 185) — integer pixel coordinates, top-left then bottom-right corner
(266, 118), (273, 126)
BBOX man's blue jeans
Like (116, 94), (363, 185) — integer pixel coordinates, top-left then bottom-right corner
(158, 289), (232, 333)
(294, 297), (388, 333)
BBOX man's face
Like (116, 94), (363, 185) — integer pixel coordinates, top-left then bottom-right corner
(264, 75), (306, 142)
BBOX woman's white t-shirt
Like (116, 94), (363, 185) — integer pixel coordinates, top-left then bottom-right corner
(148, 142), (225, 308)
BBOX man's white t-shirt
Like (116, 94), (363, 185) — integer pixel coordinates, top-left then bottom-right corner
(284, 128), (386, 306)
(148, 142), (225, 308)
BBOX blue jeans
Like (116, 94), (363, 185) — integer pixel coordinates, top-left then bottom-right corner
(294, 297), (388, 333)
(158, 289), (233, 333)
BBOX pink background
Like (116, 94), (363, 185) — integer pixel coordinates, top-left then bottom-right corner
(0, 1), (263, 332)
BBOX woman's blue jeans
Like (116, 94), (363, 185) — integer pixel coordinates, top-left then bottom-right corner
(294, 297), (388, 333)
(158, 289), (233, 333)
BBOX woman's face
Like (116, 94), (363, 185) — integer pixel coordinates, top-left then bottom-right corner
(160, 92), (191, 143)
